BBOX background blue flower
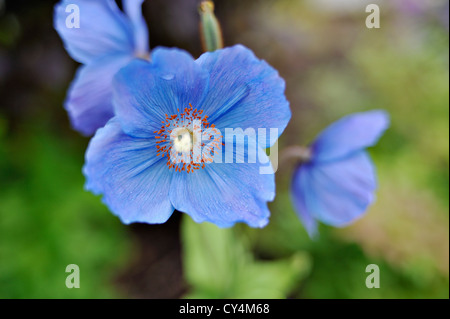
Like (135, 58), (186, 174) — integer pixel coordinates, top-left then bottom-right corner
(83, 45), (291, 228)
(291, 110), (390, 237)
(54, 0), (149, 136)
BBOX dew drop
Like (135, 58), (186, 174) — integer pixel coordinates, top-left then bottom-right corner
(161, 73), (174, 80)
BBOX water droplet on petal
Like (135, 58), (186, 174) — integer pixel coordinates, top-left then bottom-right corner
(161, 73), (174, 80)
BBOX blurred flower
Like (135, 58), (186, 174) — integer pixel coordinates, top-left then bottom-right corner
(395, 0), (449, 30)
(290, 110), (389, 237)
(83, 45), (291, 227)
(396, 0), (440, 16)
(54, 0), (149, 136)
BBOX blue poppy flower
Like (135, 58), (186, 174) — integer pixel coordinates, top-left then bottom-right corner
(290, 110), (390, 237)
(54, 0), (149, 136)
(83, 45), (291, 228)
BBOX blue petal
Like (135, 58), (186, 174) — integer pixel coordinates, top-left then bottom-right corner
(65, 54), (132, 136)
(168, 139), (274, 228)
(290, 166), (318, 237)
(123, 0), (149, 56)
(312, 110), (390, 163)
(292, 151), (377, 231)
(83, 118), (174, 224)
(196, 45), (291, 147)
(113, 47), (210, 138)
(54, 0), (134, 64)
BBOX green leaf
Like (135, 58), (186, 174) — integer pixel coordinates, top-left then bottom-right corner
(181, 215), (311, 298)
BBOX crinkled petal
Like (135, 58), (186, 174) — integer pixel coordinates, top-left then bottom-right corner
(169, 138), (274, 228)
(83, 118), (174, 224)
(113, 47), (210, 138)
(196, 44), (291, 147)
(65, 53), (132, 136)
(291, 151), (377, 232)
(54, 0), (134, 64)
(312, 110), (390, 163)
(123, 0), (149, 56)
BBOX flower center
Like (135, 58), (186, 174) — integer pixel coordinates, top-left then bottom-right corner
(173, 128), (193, 153)
(154, 103), (222, 173)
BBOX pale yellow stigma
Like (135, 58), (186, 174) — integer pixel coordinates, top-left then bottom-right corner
(173, 128), (193, 153)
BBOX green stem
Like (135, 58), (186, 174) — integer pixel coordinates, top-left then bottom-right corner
(199, 1), (224, 52)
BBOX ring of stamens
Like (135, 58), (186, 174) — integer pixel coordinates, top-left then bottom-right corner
(154, 103), (223, 173)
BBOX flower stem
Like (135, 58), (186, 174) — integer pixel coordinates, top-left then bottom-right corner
(279, 145), (313, 168)
(199, 1), (224, 52)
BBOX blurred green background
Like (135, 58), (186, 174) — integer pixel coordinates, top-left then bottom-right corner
(0, 0), (448, 298)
